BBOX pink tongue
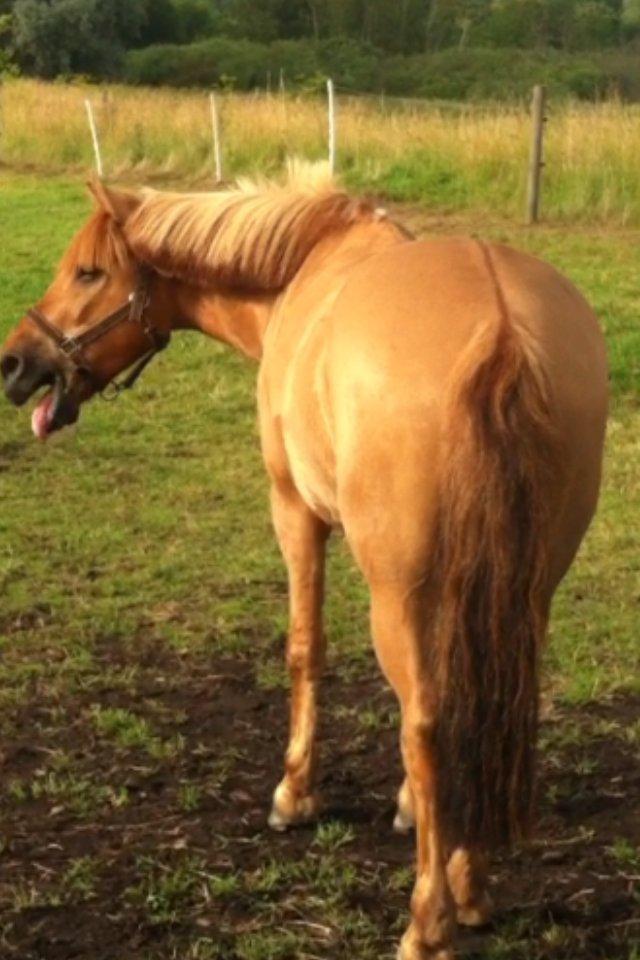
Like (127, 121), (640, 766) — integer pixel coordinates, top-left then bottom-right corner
(31, 392), (54, 441)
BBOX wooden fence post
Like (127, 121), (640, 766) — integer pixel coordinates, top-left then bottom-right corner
(526, 85), (546, 225)
(210, 92), (223, 184)
(84, 98), (103, 178)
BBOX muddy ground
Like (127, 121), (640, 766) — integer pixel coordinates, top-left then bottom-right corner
(0, 634), (638, 960)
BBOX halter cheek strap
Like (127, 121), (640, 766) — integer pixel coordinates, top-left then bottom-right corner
(26, 267), (170, 399)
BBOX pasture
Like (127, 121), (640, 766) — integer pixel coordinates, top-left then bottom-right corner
(0, 167), (639, 960)
(6, 77), (640, 224)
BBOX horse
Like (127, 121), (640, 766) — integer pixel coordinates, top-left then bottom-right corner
(0, 164), (608, 959)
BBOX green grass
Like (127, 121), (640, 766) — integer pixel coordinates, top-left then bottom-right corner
(4, 171), (636, 702)
(0, 171), (639, 959)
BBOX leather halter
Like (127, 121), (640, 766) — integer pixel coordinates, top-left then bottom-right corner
(26, 267), (170, 400)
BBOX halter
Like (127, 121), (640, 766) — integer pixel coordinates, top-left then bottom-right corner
(26, 267), (170, 400)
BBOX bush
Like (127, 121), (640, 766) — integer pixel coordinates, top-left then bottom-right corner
(314, 38), (382, 92)
(125, 37), (269, 89)
(264, 39), (318, 86)
(382, 48), (613, 101)
(124, 37), (640, 103)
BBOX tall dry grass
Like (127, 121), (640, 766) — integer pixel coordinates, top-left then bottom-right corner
(2, 77), (640, 223)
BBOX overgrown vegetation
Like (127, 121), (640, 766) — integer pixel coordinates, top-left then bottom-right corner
(6, 78), (640, 227)
(4, 1), (640, 100)
(124, 39), (639, 100)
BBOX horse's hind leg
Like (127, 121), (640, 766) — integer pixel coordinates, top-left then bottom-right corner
(393, 780), (492, 928)
(268, 481), (330, 831)
(370, 585), (455, 960)
(446, 848), (493, 927)
(394, 788), (493, 928)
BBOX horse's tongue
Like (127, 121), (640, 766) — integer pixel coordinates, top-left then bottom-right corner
(31, 392), (53, 441)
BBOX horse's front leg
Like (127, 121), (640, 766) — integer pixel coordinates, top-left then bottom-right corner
(268, 481), (329, 831)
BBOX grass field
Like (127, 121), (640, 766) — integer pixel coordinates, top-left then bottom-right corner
(0, 170), (639, 959)
(5, 78), (640, 224)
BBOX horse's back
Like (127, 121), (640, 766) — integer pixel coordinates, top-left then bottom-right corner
(273, 234), (607, 585)
(326, 236), (605, 405)
(320, 237), (607, 585)
(328, 237), (500, 405)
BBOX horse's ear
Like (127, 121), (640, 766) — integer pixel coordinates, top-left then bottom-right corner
(87, 178), (141, 224)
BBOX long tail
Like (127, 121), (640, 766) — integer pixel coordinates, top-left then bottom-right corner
(431, 243), (558, 850)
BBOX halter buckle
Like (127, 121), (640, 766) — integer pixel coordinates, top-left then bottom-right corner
(59, 335), (84, 358)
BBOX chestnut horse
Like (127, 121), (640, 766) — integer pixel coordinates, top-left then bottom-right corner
(1, 166), (608, 959)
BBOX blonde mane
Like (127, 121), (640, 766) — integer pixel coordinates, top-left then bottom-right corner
(123, 162), (374, 293)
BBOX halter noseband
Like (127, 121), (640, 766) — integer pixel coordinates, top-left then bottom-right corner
(26, 267), (170, 400)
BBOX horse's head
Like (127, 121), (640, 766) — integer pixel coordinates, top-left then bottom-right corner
(1, 181), (171, 439)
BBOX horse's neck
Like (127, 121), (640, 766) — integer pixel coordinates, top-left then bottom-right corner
(171, 287), (276, 361)
(168, 217), (407, 360)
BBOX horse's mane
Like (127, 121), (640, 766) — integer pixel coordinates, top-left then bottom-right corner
(123, 161), (375, 292)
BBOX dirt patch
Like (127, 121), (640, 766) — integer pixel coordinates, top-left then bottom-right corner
(0, 639), (638, 960)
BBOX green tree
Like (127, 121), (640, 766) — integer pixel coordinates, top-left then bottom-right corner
(481, 0), (554, 48)
(0, 11), (14, 71)
(572, 1), (617, 48)
(622, 0), (640, 35)
(138, 0), (179, 45)
(424, 0), (491, 49)
(172, 0), (217, 42)
(222, 0), (280, 41)
(12, 0), (147, 77)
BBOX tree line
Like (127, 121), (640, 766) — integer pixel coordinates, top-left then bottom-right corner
(2, 0), (640, 95)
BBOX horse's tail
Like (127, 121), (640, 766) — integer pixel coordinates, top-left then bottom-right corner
(431, 243), (557, 850)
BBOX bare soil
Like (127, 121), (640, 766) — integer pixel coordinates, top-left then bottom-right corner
(0, 635), (638, 960)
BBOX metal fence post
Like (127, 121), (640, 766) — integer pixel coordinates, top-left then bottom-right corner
(327, 78), (337, 175)
(84, 98), (103, 178)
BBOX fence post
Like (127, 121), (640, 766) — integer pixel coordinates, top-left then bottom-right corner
(327, 78), (337, 175)
(84, 98), (103, 178)
(526, 85), (546, 225)
(210, 92), (223, 184)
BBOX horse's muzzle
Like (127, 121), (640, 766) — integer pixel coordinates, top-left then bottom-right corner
(1, 346), (80, 438)
(0, 348), (54, 407)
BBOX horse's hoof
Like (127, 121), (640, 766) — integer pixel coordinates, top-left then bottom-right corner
(268, 784), (320, 832)
(268, 806), (292, 832)
(393, 806), (415, 834)
(397, 943), (454, 960)
(456, 892), (493, 928)
(397, 927), (454, 960)
(397, 946), (454, 960)
(394, 780), (415, 835)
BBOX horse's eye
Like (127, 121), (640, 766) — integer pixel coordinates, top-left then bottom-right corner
(76, 267), (104, 284)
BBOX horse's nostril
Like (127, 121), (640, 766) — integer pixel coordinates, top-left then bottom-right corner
(0, 353), (24, 383)
(2, 351), (55, 407)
